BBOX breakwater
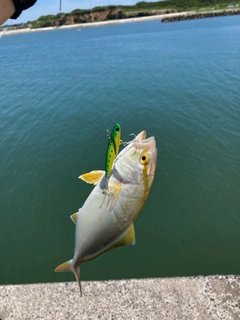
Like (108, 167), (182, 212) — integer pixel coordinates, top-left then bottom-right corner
(162, 9), (240, 22)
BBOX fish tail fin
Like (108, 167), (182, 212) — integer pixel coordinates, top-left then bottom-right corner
(55, 259), (72, 273)
(73, 265), (82, 297)
(55, 260), (82, 296)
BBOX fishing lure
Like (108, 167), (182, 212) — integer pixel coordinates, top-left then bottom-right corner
(79, 123), (122, 187)
(105, 123), (122, 178)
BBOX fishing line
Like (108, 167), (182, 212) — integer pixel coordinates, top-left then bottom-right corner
(60, 0), (109, 130)
(89, 0), (111, 134)
(59, 0), (127, 141)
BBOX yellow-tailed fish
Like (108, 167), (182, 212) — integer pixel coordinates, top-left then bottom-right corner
(105, 123), (122, 178)
(55, 130), (157, 296)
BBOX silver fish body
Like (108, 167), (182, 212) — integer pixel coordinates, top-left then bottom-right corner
(55, 130), (157, 295)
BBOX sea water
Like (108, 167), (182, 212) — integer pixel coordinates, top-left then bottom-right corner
(0, 16), (240, 284)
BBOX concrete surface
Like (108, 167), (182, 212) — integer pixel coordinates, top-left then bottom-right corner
(0, 276), (240, 319)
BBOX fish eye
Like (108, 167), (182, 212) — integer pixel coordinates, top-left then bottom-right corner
(115, 127), (119, 132)
(140, 153), (149, 165)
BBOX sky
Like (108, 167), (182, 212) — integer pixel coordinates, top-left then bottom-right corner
(6, 0), (159, 24)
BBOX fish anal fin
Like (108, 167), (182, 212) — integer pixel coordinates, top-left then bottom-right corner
(55, 260), (82, 296)
(82, 224), (136, 264)
(103, 224), (136, 255)
(110, 223), (136, 250)
(79, 170), (105, 185)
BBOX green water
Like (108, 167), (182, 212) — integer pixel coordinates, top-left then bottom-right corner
(0, 16), (240, 285)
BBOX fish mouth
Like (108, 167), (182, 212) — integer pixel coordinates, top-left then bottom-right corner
(134, 130), (146, 141)
(115, 130), (157, 173)
(133, 131), (156, 151)
(133, 132), (156, 152)
(134, 133), (157, 177)
(114, 130), (157, 182)
(131, 131), (157, 166)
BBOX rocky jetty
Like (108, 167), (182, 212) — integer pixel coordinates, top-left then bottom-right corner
(161, 9), (240, 22)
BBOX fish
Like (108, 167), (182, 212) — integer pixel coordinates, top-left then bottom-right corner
(55, 130), (157, 296)
(105, 123), (122, 178)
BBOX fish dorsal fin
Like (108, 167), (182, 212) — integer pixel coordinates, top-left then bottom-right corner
(70, 212), (78, 224)
(79, 170), (105, 185)
(108, 223), (136, 251)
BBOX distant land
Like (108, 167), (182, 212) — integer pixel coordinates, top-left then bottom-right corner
(1, 0), (240, 31)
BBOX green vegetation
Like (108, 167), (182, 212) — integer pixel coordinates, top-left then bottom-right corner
(25, 14), (57, 28)
(68, 9), (91, 15)
(55, 12), (65, 18)
(121, 0), (240, 12)
(92, 5), (118, 11)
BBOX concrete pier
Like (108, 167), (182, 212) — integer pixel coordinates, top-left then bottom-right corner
(0, 275), (239, 319)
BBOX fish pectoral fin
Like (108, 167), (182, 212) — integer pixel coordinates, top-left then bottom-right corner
(108, 224), (136, 251)
(79, 170), (105, 185)
(55, 260), (82, 296)
(70, 212), (78, 224)
(107, 180), (122, 211)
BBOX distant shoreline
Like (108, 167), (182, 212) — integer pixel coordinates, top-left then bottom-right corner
(0, 12), (185, 36)
(1, 9), (239, 36)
